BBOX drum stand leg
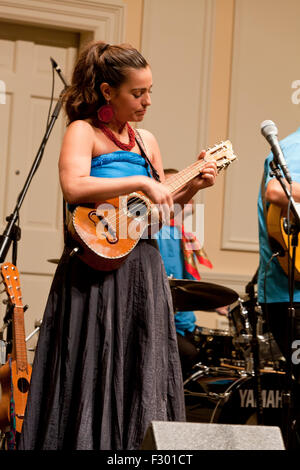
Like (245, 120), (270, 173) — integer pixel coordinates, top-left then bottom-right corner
(246, 277), (264, 424)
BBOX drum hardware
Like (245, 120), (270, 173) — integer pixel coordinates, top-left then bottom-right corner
(183, 363), (211, 386)
(172, 270), (295, 439)
(25, 319), (42, 343)
(184, 364), (291, 431)
(193, 327), (241, 367)
(184, 389), (230, 401)
(47, 258), (60, 264)
(220, 361), (286, 375)
(230, 299), (286, 373)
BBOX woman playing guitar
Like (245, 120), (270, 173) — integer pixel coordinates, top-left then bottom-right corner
(18, 40), (217, 450)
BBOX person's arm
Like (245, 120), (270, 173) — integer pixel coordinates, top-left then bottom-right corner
(265, 178), (300, 208)
(58, 120), (173, 207)
(138, 129), (217, 206)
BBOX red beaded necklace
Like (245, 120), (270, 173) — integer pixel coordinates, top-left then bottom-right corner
(98, 121), (136, 151)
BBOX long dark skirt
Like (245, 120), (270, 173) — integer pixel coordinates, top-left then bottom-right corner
(18, 239), (185, 450)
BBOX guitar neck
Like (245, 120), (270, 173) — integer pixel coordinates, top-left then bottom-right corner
(165, 159), (208, 194)
(12, 306), (28, 372)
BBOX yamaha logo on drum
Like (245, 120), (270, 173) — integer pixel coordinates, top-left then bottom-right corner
(239, 389), (283, 409)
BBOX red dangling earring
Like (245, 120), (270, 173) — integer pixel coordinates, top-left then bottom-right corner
(97, 101), (114, 123)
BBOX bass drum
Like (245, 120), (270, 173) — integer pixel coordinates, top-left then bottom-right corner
(184, 365), (293, 432)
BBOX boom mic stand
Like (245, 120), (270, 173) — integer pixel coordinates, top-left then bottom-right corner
(268, 158), (300, 449)
(0, 58), (69, 360)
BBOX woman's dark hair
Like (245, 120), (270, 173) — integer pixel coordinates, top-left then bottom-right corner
(63, 40), (148, 124)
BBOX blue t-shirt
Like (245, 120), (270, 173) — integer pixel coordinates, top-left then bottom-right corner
(155, 225), (196, 336)
(257, 126), (300, 303)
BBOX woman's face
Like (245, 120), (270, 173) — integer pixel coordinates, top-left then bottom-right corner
(108, 65), (153, 123)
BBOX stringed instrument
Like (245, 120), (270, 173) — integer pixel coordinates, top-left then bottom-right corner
(266, 203), (300, 281)
(68, 140), (237, 271)
(0, 263), (32, 434)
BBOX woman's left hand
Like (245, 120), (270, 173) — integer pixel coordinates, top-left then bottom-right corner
(191, 150), (217, 190)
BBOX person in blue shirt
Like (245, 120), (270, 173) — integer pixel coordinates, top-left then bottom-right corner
(156, 168), (228, 375)
(258, 126), (300, 379)
(156, 216), (201, 374)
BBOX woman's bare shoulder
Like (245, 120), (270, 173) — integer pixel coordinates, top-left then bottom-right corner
(66, 119), (95, 135)
(136, 128), (157, 144)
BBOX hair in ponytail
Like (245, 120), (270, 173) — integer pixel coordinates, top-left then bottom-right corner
(63, 40), (148, 124)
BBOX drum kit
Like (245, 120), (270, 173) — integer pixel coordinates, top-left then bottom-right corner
(169, 278), (297, 438)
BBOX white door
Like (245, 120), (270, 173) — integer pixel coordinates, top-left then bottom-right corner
(0, 22), (78, 362)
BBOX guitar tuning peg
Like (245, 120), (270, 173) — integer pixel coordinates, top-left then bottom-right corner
(2, 298), (8, 305)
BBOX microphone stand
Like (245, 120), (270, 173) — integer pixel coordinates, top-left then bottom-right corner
(268, 159), (300, 449)
(0, 58), (68, 360)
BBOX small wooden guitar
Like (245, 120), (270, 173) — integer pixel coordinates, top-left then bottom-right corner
(0, 263), (32, 434)
(68, 140), (237, 271)
(267, 203), (300, 281)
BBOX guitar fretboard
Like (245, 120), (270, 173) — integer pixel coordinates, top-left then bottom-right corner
(165, 142), (233, 194)
(166, 160), (207, 194)
(13, 306), (28, 372)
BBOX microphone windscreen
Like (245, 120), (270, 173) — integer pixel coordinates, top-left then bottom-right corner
(261, 119), (278, 138)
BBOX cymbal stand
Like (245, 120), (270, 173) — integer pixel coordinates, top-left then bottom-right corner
(245, 270), (264, 424)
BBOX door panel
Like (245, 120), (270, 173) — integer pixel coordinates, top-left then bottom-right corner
(0, 22), (79, 361)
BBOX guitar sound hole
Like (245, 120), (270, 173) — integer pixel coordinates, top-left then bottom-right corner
(97, 215), (118, 244)
(18, 377), (30, 394)
(127, 197), (148, 218)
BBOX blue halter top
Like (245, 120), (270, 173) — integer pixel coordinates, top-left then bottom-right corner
(90, 151), (151, 179)
(67, 151), (151, 212)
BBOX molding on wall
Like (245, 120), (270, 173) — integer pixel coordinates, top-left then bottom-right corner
(221, 0), (259, 253)
(196, 0), (216, 151)
(141, 0), (216, 210)
(0, 0), (126, 43)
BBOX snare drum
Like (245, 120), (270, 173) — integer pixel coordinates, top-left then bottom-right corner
(184, 365), (291, 432)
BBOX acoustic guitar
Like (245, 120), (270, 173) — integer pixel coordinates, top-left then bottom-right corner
(0, 263), (32, 435)
(68, 140), (237, 271)
(267, 203), (300, 281)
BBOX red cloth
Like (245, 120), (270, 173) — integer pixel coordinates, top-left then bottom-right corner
(170, 219), (213, 280)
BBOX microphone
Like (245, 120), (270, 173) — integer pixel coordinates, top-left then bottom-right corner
(260, 120), (292, 184)
(50, 57), (69, 88)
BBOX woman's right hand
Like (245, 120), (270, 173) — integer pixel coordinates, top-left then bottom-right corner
(139, 176), (174, 223)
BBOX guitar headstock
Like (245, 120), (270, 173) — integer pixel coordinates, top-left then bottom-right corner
(1, 262), (23, 308)
(207, 140), (237, 171)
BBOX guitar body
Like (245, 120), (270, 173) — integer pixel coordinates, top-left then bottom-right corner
(0, 359), (32, 434)
(69, 192), (159, 271)
(68, 141), (237, 271)
(267, 203), (300, 281)
(10, 360), (32, 433)
(0, 263), (33, 437)
(0, 361), (11, 431)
